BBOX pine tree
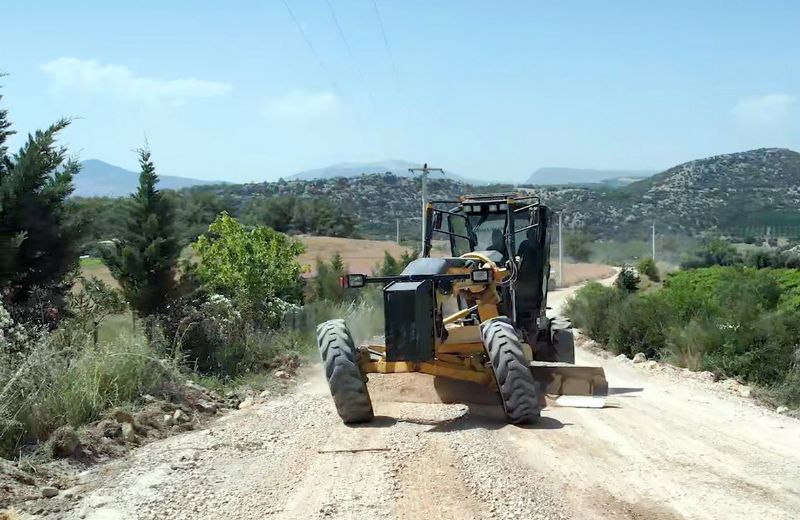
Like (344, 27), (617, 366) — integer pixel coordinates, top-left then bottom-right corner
(101, 147), (179, 317)
(0, 85), (81, 325)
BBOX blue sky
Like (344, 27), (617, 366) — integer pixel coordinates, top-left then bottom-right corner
(2, 0), (798, 182)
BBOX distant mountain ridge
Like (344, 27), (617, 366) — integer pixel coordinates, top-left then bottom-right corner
(527, 167), (655, 186)
(286, 160), (488, 185)
(74, 160), (224, 197)
(194, 147), (800, 240)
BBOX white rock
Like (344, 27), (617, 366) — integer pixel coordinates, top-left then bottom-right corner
(695, 371), (716, 383)
(738, 385), (752, 398)
(644, 360), (659, 370)
(259, 390), (271, 399)
(42, 486), (60, 498)
(614, 354), (630, 363)
(722, 378), (741, 391)
(632, 352), (647, 364)
(777, 406), (789, 415)
(195, 400), (217, 414)
(274, 370), (290, 380)
(163, 414), (176, 426)
(238, 398), (254, 410)
(173, 409), (188, 423)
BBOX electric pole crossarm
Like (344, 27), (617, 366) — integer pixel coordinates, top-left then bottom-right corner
(409, 163), (444, 253)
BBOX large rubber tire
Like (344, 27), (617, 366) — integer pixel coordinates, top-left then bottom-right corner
(551, 321), (576, 364)
(535, 318), (576, 364)
(317, 319), (374, 424)
(481, 318), (541, 424)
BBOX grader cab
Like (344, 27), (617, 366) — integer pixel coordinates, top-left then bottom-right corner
(317, 193), (607, 424)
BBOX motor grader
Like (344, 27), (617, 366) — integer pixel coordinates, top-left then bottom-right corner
(316, 193), (607, 424)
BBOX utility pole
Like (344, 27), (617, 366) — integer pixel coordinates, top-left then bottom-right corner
(652, 221), (656, 261)
(396, 218), (400, 244)
(408, 163), (444, 251)
(558, 211), (564, 287)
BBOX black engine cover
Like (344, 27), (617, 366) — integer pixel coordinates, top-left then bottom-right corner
(384, 280), (435, 362)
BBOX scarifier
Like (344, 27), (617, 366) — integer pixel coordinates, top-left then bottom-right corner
(317, 193), (608, 424)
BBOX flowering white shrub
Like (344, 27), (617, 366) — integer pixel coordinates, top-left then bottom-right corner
(264, 297), (301, 327)
(200, 294), (242, 332)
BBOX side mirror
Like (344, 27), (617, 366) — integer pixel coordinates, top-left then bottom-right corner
(340, 274), (366, 288)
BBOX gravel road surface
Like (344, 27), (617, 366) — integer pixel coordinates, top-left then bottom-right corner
(63, 282), (800, 520)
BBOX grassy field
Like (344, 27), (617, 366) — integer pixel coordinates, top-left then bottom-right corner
(79, 256), (118, 288)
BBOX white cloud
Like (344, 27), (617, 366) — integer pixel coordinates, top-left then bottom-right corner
(733, 93), (794, 127)
(262, 90), (341, 120)
(40, 57), (232, 105)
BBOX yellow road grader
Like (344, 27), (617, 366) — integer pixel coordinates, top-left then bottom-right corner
(317, 193), (607, 424)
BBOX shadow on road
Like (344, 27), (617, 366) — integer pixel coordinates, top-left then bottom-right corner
(353, 376), (572, 432)
(425, 406), (568, 433)
(351, 407), (569, 433)
(608, 387), (644, 396)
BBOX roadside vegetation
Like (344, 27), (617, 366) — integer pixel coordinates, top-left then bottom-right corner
(0, 92), (406, 463)
(566, 253), (800, 407)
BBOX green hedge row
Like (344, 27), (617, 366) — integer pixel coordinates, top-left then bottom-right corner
(565, 266), (800, 406)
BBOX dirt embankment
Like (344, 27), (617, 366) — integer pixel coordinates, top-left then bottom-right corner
(8, 269), (800, 520)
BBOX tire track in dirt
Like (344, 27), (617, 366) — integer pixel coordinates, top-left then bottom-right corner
(61, 276), (800, 520)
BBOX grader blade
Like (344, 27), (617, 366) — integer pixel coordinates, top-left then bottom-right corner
(529, 361), (608, 408)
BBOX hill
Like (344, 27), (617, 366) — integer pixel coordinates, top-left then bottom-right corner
(74, 160), (224, 197)
(527, 167), (654, 186)
(543, 148), (800, 238)
(286, 160), (489, 185)
(190, 148), (800, 241)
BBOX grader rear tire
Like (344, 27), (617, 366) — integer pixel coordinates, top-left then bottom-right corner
(551, 321), (576, 364)
(317, 319), (374, 424)
(536, 318), (576, 364)
(481, 318), (541, 424)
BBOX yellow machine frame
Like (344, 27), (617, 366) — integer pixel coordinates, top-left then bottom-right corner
(358, 252), (518, 388)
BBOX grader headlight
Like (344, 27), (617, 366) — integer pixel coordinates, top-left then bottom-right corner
(470, 268), (492, 283)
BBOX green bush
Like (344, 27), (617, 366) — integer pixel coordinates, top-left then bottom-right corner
(679, 238), (740, 269)
(564, 230), (592, 262)
(607, 292), (672, 358)
(666, 318), (719, 370)
(636, 257), (660, 282)
(564, 282), (623, 344)
(614, 266), (640, 292)
(568, 265), (800, 406)
(193, 213), (305, 324)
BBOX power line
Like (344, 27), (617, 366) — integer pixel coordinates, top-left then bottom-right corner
(324, 0), (374, 102)
(371, 0), (417, 133)
(371, 0), (403, 89)
(324, 0), (385, 152)
(281, 0), (340, 93)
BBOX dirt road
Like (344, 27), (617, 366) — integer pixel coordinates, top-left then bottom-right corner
(63, 283), (800, 520)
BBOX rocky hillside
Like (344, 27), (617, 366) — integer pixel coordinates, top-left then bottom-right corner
(614, 148), (799, 235)
(199, 148), (800, 240)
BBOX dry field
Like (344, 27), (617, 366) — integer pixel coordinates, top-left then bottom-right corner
(80, 236), (613, 284)
(558, 262), (617, 286)
(297, 235), (409, 276)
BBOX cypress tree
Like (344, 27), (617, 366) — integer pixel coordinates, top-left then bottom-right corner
(0, 85), (80, 325)
(101, 147), (179, 317)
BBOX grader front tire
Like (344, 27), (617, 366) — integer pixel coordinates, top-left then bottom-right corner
(317, 319), (374, 424)
(481, 318), (542, 424)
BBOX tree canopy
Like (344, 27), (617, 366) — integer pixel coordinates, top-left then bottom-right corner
(193, 212), (305, 322)
(101, 148), (180, 317)
(0, 90), (80, 325)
